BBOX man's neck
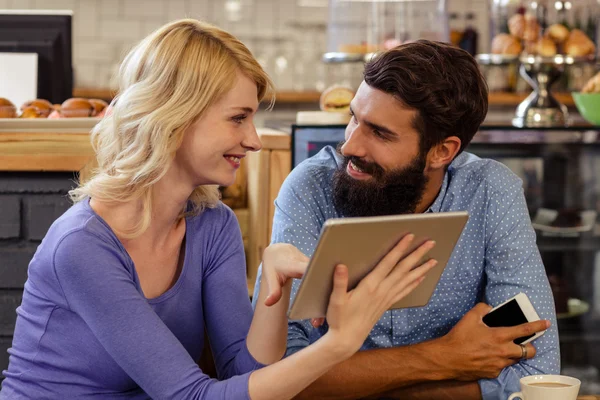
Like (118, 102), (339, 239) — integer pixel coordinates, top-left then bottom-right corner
(414, 169), (445, 214)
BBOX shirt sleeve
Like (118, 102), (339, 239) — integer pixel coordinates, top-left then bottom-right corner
(53, 227), (252, 400)
(478, 180), (561, 400)
(251, 162), (334, 357)
(202, 207), (265, 378)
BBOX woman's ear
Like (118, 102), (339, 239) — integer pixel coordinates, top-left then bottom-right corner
(426, 136), (462, 170)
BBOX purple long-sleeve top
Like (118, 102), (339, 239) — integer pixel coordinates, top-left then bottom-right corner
(0, 199), (263, 399)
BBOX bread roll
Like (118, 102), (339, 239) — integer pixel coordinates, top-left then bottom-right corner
(546, 24), (569, 44)
(523, 15), (540, 42)
(534, 37), (558, 57)
(320, 85), (355, 113)
(19, 106), (45, 119)
(564, 29), (596, 56)
(60, 97), (94, 118)
(491, 33), (523, 55)
(0, 98), (17, 118)
(21, 99), (53, 118)
(89, 99), (108, 116)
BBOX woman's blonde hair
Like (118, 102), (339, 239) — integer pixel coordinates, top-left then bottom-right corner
(70, 19), (274, 237)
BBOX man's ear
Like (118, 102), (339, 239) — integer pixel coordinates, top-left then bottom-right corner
(426, 136), (462, 170)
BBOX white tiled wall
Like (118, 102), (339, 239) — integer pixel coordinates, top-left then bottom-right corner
(0, 0), (488, 91)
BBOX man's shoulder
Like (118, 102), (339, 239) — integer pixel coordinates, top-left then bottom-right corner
(449, 152), (523, 193)
(282, 146), (340, 193)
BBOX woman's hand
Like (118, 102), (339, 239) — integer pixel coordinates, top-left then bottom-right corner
(261, 243), (309, 307)
(323, 234), (437, 358)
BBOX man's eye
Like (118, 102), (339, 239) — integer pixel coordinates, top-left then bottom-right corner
(372, 129), (390, 141)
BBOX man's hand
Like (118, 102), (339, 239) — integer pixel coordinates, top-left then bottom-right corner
(434, 303), (550, 381)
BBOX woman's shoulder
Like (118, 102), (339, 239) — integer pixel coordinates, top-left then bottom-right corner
(37, 200), (126, 266)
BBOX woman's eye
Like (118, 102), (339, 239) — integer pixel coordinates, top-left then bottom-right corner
(232, 115), (247, 124)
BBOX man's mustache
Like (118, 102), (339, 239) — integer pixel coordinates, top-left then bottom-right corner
(336, 141), (384, 177)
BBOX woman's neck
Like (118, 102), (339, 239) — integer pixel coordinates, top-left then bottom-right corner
(90, 167), (194, 248)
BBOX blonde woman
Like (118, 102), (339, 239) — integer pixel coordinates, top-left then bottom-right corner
(0, 20), (437, 400)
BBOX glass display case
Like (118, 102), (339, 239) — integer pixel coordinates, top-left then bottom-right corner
(323, 0), (449, 63)
(291, 122), (600, 395)
(479, 0), (598, 128)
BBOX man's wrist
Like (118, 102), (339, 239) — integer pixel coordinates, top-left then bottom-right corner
(414, 337), (459, 381)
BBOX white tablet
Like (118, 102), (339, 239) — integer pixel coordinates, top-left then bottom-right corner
(288, 211), (469, 320)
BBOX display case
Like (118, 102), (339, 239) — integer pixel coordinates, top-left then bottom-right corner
(479, 0), (598, 127)
(288, 122), (600, 395)
(323, 0), (449, 63)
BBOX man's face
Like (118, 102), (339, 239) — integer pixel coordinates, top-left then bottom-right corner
(332, 81), (429, 217)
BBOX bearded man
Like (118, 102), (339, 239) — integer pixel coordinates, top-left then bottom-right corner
(252, 40), (559, 400)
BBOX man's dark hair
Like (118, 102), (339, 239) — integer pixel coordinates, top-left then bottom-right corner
(363, 40), (488, 156)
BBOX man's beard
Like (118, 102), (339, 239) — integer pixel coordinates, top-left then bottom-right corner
(332, 144), (429, 217)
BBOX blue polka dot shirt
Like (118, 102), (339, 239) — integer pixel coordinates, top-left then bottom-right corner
(252, 146), (560, 400)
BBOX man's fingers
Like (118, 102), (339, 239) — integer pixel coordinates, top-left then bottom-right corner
(511, 343), (537, 360)
(525, 343), (537, 359)
(473, 302), (494, 317)
(499, 320), (550, 342)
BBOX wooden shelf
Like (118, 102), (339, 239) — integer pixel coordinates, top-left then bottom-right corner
(73, 87), (576, 107)
(73, 88), (322, 104)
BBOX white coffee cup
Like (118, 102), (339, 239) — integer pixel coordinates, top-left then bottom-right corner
(508, 374), (581, 400)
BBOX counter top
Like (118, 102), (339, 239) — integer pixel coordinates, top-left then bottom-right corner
(0, 131), (94, 172)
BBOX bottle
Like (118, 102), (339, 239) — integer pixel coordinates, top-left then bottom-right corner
(459, 12), (479, 56)
(449, 13), (463, 46)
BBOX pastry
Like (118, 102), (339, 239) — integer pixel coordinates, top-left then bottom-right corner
(338, 43), (380, 54)
(582, 71), (600, 93)
(491, 33), (523, 55)
(522, 15), (540, 42)
(546, 23), (570, 44)
(564, 29), (596, 56)
(0, 98), (17, 118)
(59, 98), (94, 118)
(20, 99), (53, 118)
(319, 85), (354, 113)
(19, 106), (45, 118)
(533, 37), (557, 57)
(89, 98), (108, 116)
(551, 209), (583, 227)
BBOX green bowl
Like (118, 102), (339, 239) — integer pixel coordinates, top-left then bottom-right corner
(572, 92), (600, 126)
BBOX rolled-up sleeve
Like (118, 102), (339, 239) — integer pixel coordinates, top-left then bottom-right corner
(479, 180), (560, 400)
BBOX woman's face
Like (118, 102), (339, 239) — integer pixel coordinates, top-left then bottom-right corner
(173, 71), (262, 188)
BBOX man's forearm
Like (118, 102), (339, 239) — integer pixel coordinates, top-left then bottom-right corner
(294, 338), (457, 400)
(366, 380), (481, 400)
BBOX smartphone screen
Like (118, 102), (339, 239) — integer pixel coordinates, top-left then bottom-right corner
(482, 299), (535, 344)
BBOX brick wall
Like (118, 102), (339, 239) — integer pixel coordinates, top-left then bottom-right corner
(0, 172), (75, 375)
(0, 0), (489, 92)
